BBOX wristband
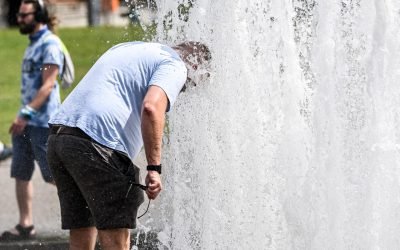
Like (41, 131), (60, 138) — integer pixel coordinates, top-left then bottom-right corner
(147, 164), (162, 174)
(19, 105), (38, 120)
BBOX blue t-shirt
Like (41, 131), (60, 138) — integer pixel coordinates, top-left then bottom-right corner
(21, 26), (64, 127)
(49, 42), (187, 159)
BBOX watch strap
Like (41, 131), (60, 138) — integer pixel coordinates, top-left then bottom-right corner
(147, 164), (162, 174)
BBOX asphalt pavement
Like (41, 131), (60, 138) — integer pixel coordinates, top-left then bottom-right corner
(0, 158), (65, 237)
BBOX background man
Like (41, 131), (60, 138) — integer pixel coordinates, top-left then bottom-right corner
(47, 41), (210, 250)
(0, 0), (64, 241)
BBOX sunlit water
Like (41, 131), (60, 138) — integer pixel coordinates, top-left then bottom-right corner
(135, 1), (400, 249)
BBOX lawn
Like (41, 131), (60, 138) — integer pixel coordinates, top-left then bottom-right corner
(0, 25), (149, 145)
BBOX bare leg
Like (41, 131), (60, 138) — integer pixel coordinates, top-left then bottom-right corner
(1, 179), (37, 237)
(98, 228), (130, 250)
(70, 227), (97, 250)
(16, 179), (34, 227)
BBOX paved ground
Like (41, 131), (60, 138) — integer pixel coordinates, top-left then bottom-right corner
(0, 152), (158, 250)
(0, 150), (148, 235)
(0, 158), (66, 237)
(0, 152), (152, 249)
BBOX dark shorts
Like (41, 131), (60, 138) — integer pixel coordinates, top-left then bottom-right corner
(11, 125), (53, 182)
(47, 125), (145, 230)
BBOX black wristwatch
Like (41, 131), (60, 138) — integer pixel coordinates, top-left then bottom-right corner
(147, 164), (162, 174)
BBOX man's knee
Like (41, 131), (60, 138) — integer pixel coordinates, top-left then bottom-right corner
(98, 228), (130, 250)
(70, 227), (97, 250)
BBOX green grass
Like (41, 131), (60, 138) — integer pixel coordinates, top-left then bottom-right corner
(0, 25), (150, 145)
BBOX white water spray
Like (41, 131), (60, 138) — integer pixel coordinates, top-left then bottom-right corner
(139, 1), (400, 249)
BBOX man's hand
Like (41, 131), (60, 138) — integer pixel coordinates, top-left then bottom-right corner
(145, 171), (162, 200)
(9, 117), (28, 135)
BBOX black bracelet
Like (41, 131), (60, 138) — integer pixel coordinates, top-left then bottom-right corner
(147, 164), (162, 174)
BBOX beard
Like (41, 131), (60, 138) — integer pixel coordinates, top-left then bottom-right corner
(19, 22), (36, 34)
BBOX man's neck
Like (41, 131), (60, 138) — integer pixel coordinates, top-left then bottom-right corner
(28, 24), (48, 43)
(30, 23), (45, 36)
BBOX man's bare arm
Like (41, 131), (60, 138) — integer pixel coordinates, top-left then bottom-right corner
(9, 64), (59, 135)
(141, 85), (168, 199)
(29, 64), (59, 110)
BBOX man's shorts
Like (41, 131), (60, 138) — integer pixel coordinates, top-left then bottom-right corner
(47, 125), (145, 230)
(11, 125), (53, 182)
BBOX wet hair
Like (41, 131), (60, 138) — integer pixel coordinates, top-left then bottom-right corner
(21, 0), (58, 32)
(174, 41), (212, 65)
(173, 41), (212, 92)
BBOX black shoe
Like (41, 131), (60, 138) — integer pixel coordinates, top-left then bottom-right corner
(0, 146), (12, 161)
(0, 224), (36, 242)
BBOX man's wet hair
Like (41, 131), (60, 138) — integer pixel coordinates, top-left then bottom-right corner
(174, 41), (212, 64)
(173, 41), (212, 93)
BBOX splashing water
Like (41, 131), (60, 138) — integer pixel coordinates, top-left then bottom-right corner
(139, 0), (400, 249)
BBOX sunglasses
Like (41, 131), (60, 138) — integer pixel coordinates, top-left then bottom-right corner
(16, 12), (35, 18)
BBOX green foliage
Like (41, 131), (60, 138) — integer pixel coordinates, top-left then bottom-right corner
(0, 26), (148, 145)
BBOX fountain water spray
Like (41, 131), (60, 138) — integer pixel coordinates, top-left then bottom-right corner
(138, 1), (400, 249)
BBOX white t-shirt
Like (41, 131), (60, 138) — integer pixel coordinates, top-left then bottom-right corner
(49, 42), (187, 159)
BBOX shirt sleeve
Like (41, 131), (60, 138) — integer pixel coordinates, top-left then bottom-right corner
(149, 58), (187, 112)
(42, 40), (64, 75)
